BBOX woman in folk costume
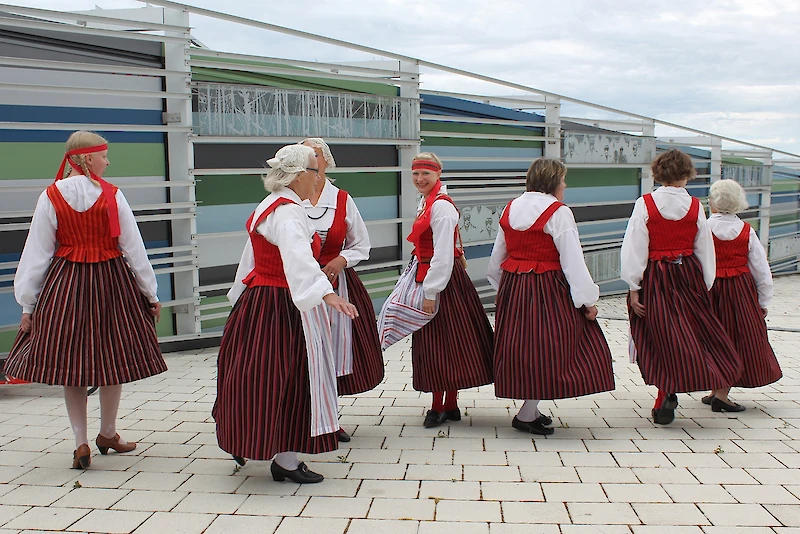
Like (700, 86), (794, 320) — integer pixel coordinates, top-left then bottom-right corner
(702, 179), (781, 412)
(213, 144), (358, 484)
(4, 131), (166, 470)
(621, 148), (742, 425)
(378, 152), (493, 428)
(300, 138), (384, 443)
(488, 158), (614, 435)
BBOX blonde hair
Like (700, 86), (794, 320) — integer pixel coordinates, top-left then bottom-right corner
(709, 179), (749, 214)
(64, 130), (108, 186)
(413, 152), (443, 170)
(526, 158), (567, 194)
(262, 144), (315, 192)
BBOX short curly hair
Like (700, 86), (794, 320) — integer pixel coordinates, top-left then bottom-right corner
(651, 149), (696, 184)
(709, 179), (749, 214)
(526, 158), (566, 195)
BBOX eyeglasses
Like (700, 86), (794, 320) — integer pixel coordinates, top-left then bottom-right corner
(307, 167), (319, 174)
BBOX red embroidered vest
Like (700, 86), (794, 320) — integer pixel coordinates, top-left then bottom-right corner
(644, 193), (700, 261)
(408, 194), (464, 283)
(713, 222), (751, 278)
(317, 190), (348, 266)
(46, 183), (122, 263)
(242, 198), (322, 289)
(499, 199), (564, 274)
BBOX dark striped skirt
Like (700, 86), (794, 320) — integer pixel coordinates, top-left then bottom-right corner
(337, 268), (385, 396)
(493, 270), (614, 400)
(411, 262), (494, 392)
(629, 255), (743, 393)
(710, 273), (781, 388)
(213, 286), (337, 460)
(3, 257), (165, 386)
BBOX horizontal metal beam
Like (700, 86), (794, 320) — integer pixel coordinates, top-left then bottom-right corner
(420, 114), (551, 128)
(0, 82), (190, 100)
(422, 131), (550, 142)
(192, 166), (402, 176)
(191, 136), (418, 147)
(0, 55), (188, 78)
(0, 15), (191, 44)
(0, 3), (191, 32)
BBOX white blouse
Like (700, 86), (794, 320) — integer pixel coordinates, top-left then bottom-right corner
(420, 193), (459, 301)
(621, 186), (716, 291)
(227, 188), (334, 311)
(14, 174), (158, 314)
(487, 192), (600, 308)
(301, 180), (370, 267)
(707, 213), (773, 308)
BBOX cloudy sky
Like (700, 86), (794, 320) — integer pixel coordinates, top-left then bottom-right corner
(19, 0), (800, 158)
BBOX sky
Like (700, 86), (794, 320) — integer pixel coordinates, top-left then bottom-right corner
(16, 0), (800, 159)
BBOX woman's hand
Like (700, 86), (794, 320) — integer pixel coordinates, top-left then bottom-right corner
(422, 298), (436, 314)
(148, 302), (162, 323)
(761, 308), (768, 318)
(20, 313), (32, 333)
(323, 293), (359, 319)
(583, 305), (598, 321)
(629, 290), (645, 317)
(322, 256), (347, 282)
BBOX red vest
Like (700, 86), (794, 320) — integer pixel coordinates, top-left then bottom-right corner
(644, 193), (700, 261)
(46, 183), (122, 263)
(713, 223), (751, 278)
(499, 199), (564, 274)
(408, 194), (463, 283)
(242, 198), (322, 289)
(317, 189), (348, 266)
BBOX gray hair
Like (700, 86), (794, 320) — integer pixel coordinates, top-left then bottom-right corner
(262, 144), (315, 192)
(301, 138), (336, 169)
(709, 179), (749, 214)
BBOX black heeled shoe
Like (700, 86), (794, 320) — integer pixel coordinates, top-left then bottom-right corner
(652, 393), (679, 425)
(270, 461), (324, 484)
(711, 397), (746, 413)
(512, 416), (554, 435)
(445, 407), (461, 422)
(534, 414), (553, 426)
(424, 409), (447, 428)
(337, 429), (351, 443)
(701, 395), (714, 406)
(233, 455), (247, 466)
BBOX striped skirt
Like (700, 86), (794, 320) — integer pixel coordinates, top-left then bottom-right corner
(411, 262), (494, 393)
(337, 268), (385, 396)
(629, 255), (743, 393)
(213, 286), (337, 460)
(493, 270), (615, 400)
(710, 273), (781, 388)
(3, 257), (165, 386)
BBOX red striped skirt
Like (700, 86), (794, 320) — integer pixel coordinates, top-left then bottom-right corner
(629, 255), (743, 393)
(710, 273), (781, 388)
(213, 286), (337, 460)
(411, 262), (494, 392)
(337, 268), (385, 396)
(3, 257), (165, 386)
(493, 270), (614, 400)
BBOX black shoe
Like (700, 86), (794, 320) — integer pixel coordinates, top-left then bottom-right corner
(653, 393), (678, 425)
(270, 461), (324, 484)
(512, 416), (554, 435)
(337, 429), (351, 442)
(424, 409), (448, 428)
(445, 408), (461, 422)
(233, 455), (247, 466)
(701, 395), (714, 406)
(711, 397), (746, 413)
(534, 414), (553, 426)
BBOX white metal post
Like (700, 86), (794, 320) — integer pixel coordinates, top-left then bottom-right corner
(760, 153), (773, 247)
(640, 121), (656, 195)
(710, 137), (722, 183)
(544, 96), (561, 160)
(163, 6), (200, 336)
(399, 61), (421, 261)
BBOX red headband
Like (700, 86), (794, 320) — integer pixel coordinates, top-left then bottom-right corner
(55, 144), (120, 238)
(412, 160), (441, 172)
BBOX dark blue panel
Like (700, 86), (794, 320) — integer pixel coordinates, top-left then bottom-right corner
(464, 243), (493, 259)
(420, 93), (545, 125)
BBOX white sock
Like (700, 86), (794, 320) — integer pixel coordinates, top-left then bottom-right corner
(63, 386), (89, 448)
(274, 451), (300, 470)
(99, 385), (127, 444)
(516, 400), (541, 423)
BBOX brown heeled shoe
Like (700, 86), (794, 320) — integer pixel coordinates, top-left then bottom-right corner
(72, 444), (91, 469)
(96, 433), (136, 455)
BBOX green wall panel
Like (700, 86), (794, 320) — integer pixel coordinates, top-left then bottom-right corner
(565, 168), (640, 188)
(0, 143), (166, 180)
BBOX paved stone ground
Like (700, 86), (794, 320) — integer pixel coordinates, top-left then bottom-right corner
(0, 275), (798, 533)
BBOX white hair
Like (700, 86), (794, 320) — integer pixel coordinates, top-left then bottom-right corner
(300, 138), (336, 169)
(709, 179), (749, 214)
(262, 144), (315, 192)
